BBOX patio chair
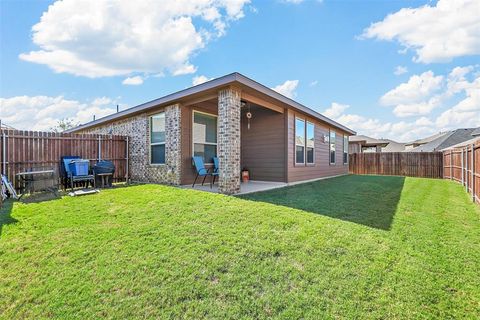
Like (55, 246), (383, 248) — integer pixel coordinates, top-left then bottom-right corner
(61, 156), (95, 192)
(192, 156), (214, 188)
(212, 156), (219, 186)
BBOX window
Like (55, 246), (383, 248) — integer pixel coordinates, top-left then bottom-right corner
(329, 130), (336, 165)
(343, 135), (348, 164)
(295, 118), (305, 164)
(306, 122), (315, 164)
(193, 111), (217, 163)
(150, 112), (165, 164)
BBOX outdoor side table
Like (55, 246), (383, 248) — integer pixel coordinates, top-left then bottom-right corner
(16, 169), (58, 199)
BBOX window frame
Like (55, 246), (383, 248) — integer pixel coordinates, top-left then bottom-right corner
(295, 117), (306, 165)
(343, 134), (349, 165)
(192, 110), (218, 165)
(329, 129), (336, 165)
(149, 112), (166, 165)
(306, 121), (315, 165)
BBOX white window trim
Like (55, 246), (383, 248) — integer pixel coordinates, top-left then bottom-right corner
(149, 112), (166, 165)
(306, 121), (315, 165)
(295, 117), (306, 165)
(329, 129), (336, 165)
(192, 110), (218, 165)
(343, 135), (349, 165)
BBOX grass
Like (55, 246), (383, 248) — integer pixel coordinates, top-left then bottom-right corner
(1, 175), (479, 319)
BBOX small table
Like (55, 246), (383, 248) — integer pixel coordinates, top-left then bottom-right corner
(96, 173), (113, 188)
(16, 169), (58, 199)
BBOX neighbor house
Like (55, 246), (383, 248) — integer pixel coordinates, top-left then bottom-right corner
(67, 73), (355, 194)
(348, 135), (389, 153)
(409, 128), (479, 152)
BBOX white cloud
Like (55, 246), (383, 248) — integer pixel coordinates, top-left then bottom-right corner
(393, 96), (441, 118)
(380, 71), (443, 106)
(394, 66), (408, 75)
(122, 76), (144, 85)
(436, 76), (480, 129)
(20, 0), (250, 78)
(272, 80), (299, 99)
(192, 75), (213, 86)
(309, 80), (318, 87)
(361, 0), (480, 63)
(0, 95), (118, 130)
(323, 102), (349, 119)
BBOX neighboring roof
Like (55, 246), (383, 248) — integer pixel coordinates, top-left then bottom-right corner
(441, 136), (480, 150)
(349, 135), (388, 146)
(405, 131), (449, 146)
(471, 127), (480, 136)
(381, 139), (406, 152)
(409, 128), (477, 152)
(66, 72), (355, 135)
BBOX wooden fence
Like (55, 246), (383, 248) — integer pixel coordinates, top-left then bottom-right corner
(0, 130), (128, 190)
(443, 141), (479, 204)
(349, 152), (443, 178)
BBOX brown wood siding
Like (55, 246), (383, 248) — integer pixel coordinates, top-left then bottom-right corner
(287, 109), (350, 183)
(241, 106), (286, 182)
(180, 102), (218, 185)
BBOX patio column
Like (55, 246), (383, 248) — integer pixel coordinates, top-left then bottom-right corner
(218, 86), (241, 194)
(165, 103), (182, 185)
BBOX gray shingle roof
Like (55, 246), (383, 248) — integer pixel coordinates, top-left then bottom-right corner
(409, 128), (477, 152)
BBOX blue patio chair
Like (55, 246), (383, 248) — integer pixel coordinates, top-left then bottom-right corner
(192, 156), (213, 188)
(62, 156), (95, 191)
(212, 156), (219, 186)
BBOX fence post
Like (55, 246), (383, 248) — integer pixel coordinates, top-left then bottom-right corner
(471, 143), (475, 202)
(2, 130), (6, 176)
(450, 152), (453, 180)
(125, 136), (129, 184)
(97, 136), (102, 161)
(461, 149), (464, 185)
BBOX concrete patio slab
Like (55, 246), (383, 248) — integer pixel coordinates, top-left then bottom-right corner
(182, 180), (288, 195)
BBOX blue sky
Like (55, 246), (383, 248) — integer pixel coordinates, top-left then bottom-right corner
(1, 0), (479, 141)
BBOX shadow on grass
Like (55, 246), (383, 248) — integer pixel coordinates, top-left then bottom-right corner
(0, 200), (17, 238)
(239, 175), (405, 230)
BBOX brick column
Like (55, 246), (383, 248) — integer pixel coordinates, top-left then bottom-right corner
(165, 104), (182, 185)
(218, 87), (241, 194)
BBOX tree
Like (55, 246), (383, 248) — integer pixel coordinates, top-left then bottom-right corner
(50, 118), (79, 133)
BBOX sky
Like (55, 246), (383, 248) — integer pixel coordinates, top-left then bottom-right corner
(0, 0), (479, 142)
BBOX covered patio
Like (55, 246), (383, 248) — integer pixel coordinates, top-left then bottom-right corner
(182, 180), (287, 195)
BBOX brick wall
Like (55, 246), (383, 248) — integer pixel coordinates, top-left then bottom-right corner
(79, 104), (182, 185)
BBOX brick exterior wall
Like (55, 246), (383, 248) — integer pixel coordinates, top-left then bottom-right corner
(217, 87), (242, 194)
(79, 104), (182, 185)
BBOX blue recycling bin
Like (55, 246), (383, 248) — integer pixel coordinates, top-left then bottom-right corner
(68, 160), (90, 176)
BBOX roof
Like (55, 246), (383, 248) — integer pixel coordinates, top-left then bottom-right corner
(381, 140), (406, 152)
(349, 134), (388, 146)
(441, 136), (480, 150)
(405, 131), (449, 146)
(66, 72), (355, 135)
(471, 127), (480, 136)
(409, 128), (477, 152)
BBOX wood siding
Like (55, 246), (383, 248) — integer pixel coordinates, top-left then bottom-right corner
(349, 152), (443, 178)
(286, 109), (350, 183)
(241, 106), (286, 182)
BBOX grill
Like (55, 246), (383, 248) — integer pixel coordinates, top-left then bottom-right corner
(93, 160), (115, 187)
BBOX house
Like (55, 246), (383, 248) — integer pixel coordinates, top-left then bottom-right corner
(348, 135), (389, 153)
(381, 139), (406, 152)
(409, 128), (479, 152)
(404, 132), (448, 151)
(67, 72), (355, 194)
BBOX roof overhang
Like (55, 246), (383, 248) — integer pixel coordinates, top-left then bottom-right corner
(66, 72), (355, 135)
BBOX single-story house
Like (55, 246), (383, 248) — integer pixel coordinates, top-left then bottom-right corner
(404, 132), (448, 151)
(67, 72), (355, 194)
(409, 128), (479, 152)
(349, 135), (388, 153)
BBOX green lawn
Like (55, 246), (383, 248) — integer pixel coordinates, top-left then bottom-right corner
(1, 175), (479, 319)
